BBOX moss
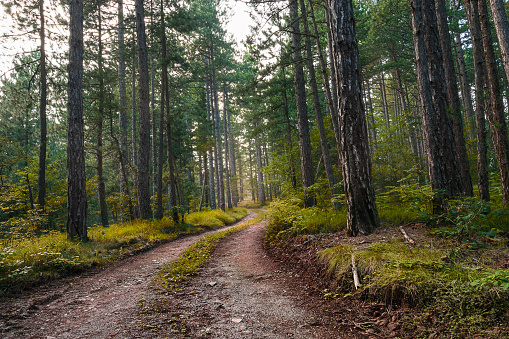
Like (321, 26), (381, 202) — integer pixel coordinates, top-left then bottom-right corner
(318, 242), (509, 336)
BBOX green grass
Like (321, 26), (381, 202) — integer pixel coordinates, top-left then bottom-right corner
(0, 208), (247, 293)
(153, 210), (266, 290)
(184, 207), (246, 227)
(265, 199), (346, 242)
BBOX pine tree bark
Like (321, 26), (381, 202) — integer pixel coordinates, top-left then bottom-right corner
(325, 5), (339, 114)
(205, 68), (216, 209)
(166, 120), (178, 222)
(223, 88), (233, 209)
(308, 0), (341, 166)
(300, 0), (339, 209)
(155, 0), (166, 220)
(463, 0), (490, 201)
(379, 69), (390, 127)
(290, 0), (315, 207)
(453, 33), (476, 141)
(490, 0), (509, 86)
(226, 88), (238, 206)
(37, 0), (47, 216)
(67, 0), (87, 241)
(118, 0), (129, 197)
(329, 0), (379, 235)
(135, 0), (152, 220)
(280, 61), (297, 189)
(477, 0), (509, 204)
(97, 5), (109, 226)
(410, 0), (462, 213)
(131, 39), (138, 218)
(255, 124), (266, 204)
(211, 44), (225, 211)
(435, 0), (473, 196)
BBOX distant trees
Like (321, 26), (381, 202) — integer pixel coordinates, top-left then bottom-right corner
(3, 0), (509, 241)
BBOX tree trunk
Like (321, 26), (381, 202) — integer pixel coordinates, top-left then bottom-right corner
(238, 148), (244, 201)
(454, 33), (476, 141)
(97, 5), (109, 226)
(490, 0), (509, 87)
(290, 0), (315, 207)
(393, 66), (418, 156)
(464, 0), (490, 201)
(149, 1), (156, 199)
(410, 0), (462, 213)
(205, 68), (216, 209)
(325, 5), (339, 114)
(280, 61), (297, 189)
(166, 120), (179, 222)
(226, 87), (238, 206)
(379, 68), (390, 127)
(329, 0), (379, 235)
(255, 125), (266, 204)
(435, 0), (473, 196)
(67, 0), (87, 241)
(223, 88), (233, 209)
(135, 0), (152, 220)
(131, 36), (138, 218)
(477, 0), (509, 204)
(213, 90), (224, 211)
(211, 45), (225, 211)
(300, 0), (339, 209)
(365, 79), (377, 150)
(155, 0), (166, 220)
(37, 0), (47, 216)
(308, 0), (342, 166)
(118, 0), (129, 206)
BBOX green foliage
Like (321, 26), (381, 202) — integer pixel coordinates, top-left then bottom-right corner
(471, 270), (509, 290)
(426, 197), (509, 247)
(265, 199), (346, 242)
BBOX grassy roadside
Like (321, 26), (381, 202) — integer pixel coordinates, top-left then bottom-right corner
(153, 209), (266, 291)
(265, 198), (509, 338)
(0, 208), (247, 294)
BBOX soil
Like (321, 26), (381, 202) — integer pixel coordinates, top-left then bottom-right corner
(0, 212), (407, 339)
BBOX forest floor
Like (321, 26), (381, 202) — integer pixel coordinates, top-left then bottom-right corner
(0, 211), (414, 339)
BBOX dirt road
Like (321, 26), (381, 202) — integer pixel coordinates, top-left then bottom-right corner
(0, 213), (370, 338)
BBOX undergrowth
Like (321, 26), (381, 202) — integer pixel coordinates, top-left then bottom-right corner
(0, 208), (247, 294)
(265, 190), (509, 337)
(265, 198), (346, 242)
(153, 210), (266, 291)
(318, 241), (509, 337)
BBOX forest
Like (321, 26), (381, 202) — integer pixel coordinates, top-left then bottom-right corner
(1, 0), (509, 337)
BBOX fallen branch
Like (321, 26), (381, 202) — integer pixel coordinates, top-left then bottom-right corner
(351, 253), (360, 290)
(399, 226), (415, 245)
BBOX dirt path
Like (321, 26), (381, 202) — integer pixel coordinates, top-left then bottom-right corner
(129, 218), (349, 339)
(0, 213), (258, 339)
(1, 213), (371, 339)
